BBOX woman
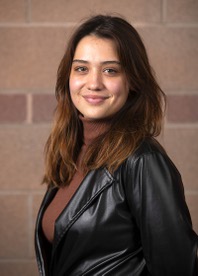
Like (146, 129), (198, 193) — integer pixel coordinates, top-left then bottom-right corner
(35, 15), (198, 275)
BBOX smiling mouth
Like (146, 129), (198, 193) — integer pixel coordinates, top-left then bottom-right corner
(83, 95), (109, 104)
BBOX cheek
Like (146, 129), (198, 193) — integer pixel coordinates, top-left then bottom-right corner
(69, 76), (82, 94)
(70, 93), (80, 112)
(70, 90), (80, 107)
(69, 79), (79, 105)
(108, 80), (129, 100)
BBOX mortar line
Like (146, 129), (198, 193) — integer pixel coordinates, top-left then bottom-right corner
(28, 194), (34, 257)
(0, 22), (198, 28)
(26, 0), (32, 23)
(26, 93), (32, 124)
(162, 0), (167, 23)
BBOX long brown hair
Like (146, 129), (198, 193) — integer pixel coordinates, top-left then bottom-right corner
(43, 14), (166, 187)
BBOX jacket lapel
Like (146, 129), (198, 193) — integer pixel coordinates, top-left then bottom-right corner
(36, 186), (58, 227)
(52, 168), (115, 252)
(35, 186), (58, 275)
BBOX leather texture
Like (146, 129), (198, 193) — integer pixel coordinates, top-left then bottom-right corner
(35, 138), (198, 276)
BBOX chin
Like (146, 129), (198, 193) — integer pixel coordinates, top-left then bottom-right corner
(83, 114), (107, 120)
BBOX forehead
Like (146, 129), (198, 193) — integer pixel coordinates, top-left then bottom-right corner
(73, 35), (119, 60)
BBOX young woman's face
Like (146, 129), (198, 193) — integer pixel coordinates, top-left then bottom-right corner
(69, 35), (129, 119)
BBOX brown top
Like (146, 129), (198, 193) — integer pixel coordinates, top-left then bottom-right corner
(42, 116), (112, 243)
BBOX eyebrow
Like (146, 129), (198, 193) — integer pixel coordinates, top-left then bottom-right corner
(72, 59), (121, 65)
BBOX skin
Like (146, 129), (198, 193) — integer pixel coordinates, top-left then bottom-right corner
(69, 35), (129, 120)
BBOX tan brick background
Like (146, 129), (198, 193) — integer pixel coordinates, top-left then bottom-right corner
(0, 0), (197, 275)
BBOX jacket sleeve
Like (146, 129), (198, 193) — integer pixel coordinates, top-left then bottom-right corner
(125, 149), (198, 276)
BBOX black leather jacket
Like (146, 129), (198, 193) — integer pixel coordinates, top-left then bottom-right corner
(35, 138), (198, 276)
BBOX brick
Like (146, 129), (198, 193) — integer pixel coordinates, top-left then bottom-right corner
(162, 127), (198, 191)
(33, 94), (56, 122)
(0, 0), (27, 22)
(185, 194), (198, 234)
(166, 0), (198, 23)
(0, 27), (72, 90)
(0, 261), (38, 276)
(0, 125), (50, 190)
(138, 26), (198, 91)
(0, 195), (29, 258)
(31, 0), (162, 23)
(1, 25), (197, 92)
(0, 94), (26, 123)
(167, 95), (198, 123)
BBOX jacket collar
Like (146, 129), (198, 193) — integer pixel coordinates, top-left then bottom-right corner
(51, 168), (115, 253)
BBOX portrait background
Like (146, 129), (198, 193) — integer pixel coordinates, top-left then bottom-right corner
(0, 0), (197, 275)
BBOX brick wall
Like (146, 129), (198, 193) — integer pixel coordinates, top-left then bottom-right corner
(0, 1), (197, 275)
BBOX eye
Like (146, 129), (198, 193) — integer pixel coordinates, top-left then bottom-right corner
(103, 68), (118, 75)
(74, 66), (88, 73)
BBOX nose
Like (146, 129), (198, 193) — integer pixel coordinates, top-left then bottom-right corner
(87, 70), (103, 91)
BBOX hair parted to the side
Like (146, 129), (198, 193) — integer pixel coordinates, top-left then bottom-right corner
(43, 14), (166, 187)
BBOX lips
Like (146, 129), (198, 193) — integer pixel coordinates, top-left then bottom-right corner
(83, 95), (109, 104)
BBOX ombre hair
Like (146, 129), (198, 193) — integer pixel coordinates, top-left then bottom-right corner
(43, 14), (166, 187)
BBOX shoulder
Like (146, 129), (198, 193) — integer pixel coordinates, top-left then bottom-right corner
(121, 138), (184, 223)
(124, 137), (181, 180)
(125, 137), (167, 165)
(132, 137), (166, 160)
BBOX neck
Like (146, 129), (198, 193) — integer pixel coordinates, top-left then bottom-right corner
(79, 115), (113, 146)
